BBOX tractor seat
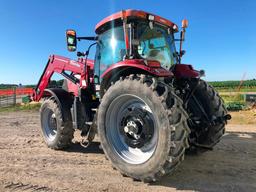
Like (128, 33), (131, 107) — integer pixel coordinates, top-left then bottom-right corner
(147, 49), (166, 66)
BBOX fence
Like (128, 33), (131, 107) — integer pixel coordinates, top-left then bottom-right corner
(0, 88), (33, 108)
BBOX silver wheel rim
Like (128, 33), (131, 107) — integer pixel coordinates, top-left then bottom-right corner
(42, 108), (57, 141)
(105, 94), (158, 165)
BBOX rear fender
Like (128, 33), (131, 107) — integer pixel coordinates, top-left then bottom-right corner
(101, 60), (172, 79)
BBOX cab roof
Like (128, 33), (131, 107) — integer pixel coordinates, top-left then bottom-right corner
(95, 9), (178, 34)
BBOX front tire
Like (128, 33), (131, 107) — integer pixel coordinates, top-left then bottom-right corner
(97, 75), (189, 182)
(40, 98), (74, 149)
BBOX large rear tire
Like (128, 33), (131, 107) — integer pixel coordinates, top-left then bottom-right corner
(40, 98), (74, 149)
(97, 75), (190, 182)
(186, 79), (228, 152)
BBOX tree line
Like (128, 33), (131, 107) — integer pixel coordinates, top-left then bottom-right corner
(208, 79), (256, 88)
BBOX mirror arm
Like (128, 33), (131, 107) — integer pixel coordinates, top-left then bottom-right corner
(179, 28), (186, 63)
(77, 36), (98, 41)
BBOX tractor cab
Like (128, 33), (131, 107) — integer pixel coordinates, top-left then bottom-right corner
(94, 10), (183, 77)
(66, 10), (188, 84)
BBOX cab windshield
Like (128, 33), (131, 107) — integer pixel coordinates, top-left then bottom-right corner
(94, 22), (177, 78)
(134, 22), (177, 70)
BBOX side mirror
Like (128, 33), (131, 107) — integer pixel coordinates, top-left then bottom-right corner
(66, 29), (77, 52)
(182, 19), (188, 28)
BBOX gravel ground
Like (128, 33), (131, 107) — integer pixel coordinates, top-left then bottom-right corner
(0, 111), (255, 192)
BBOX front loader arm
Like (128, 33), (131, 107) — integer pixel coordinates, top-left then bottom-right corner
(33, 55), (92, 101)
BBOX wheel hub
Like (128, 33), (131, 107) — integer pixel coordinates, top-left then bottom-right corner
(105, 94), (158, 164)
(120, 108), (154, 148)
(124, 120), (139, 135)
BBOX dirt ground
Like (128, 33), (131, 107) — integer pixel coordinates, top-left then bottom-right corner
(0, 110), (255, 192)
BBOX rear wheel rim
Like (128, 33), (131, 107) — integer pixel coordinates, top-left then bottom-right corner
(105, 94), (158, 165)
(42, 108), (57, 141)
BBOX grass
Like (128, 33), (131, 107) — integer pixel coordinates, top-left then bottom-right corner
(215, 87), (256, 93)
(0, 102), (41, 112)
(219, 93), (246, 111)
(216, 87), (255, 111)
(220, 93), (244, 103)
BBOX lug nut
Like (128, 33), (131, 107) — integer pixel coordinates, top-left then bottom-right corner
(124, 126), (129, 133)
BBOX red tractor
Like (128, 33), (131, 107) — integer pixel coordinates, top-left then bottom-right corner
(33, 9), (231, 182)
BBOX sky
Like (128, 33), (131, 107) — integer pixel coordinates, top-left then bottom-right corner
(0, 0), (255, 84)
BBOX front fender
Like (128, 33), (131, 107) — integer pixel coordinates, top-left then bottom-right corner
(42, 88), (74, 118)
